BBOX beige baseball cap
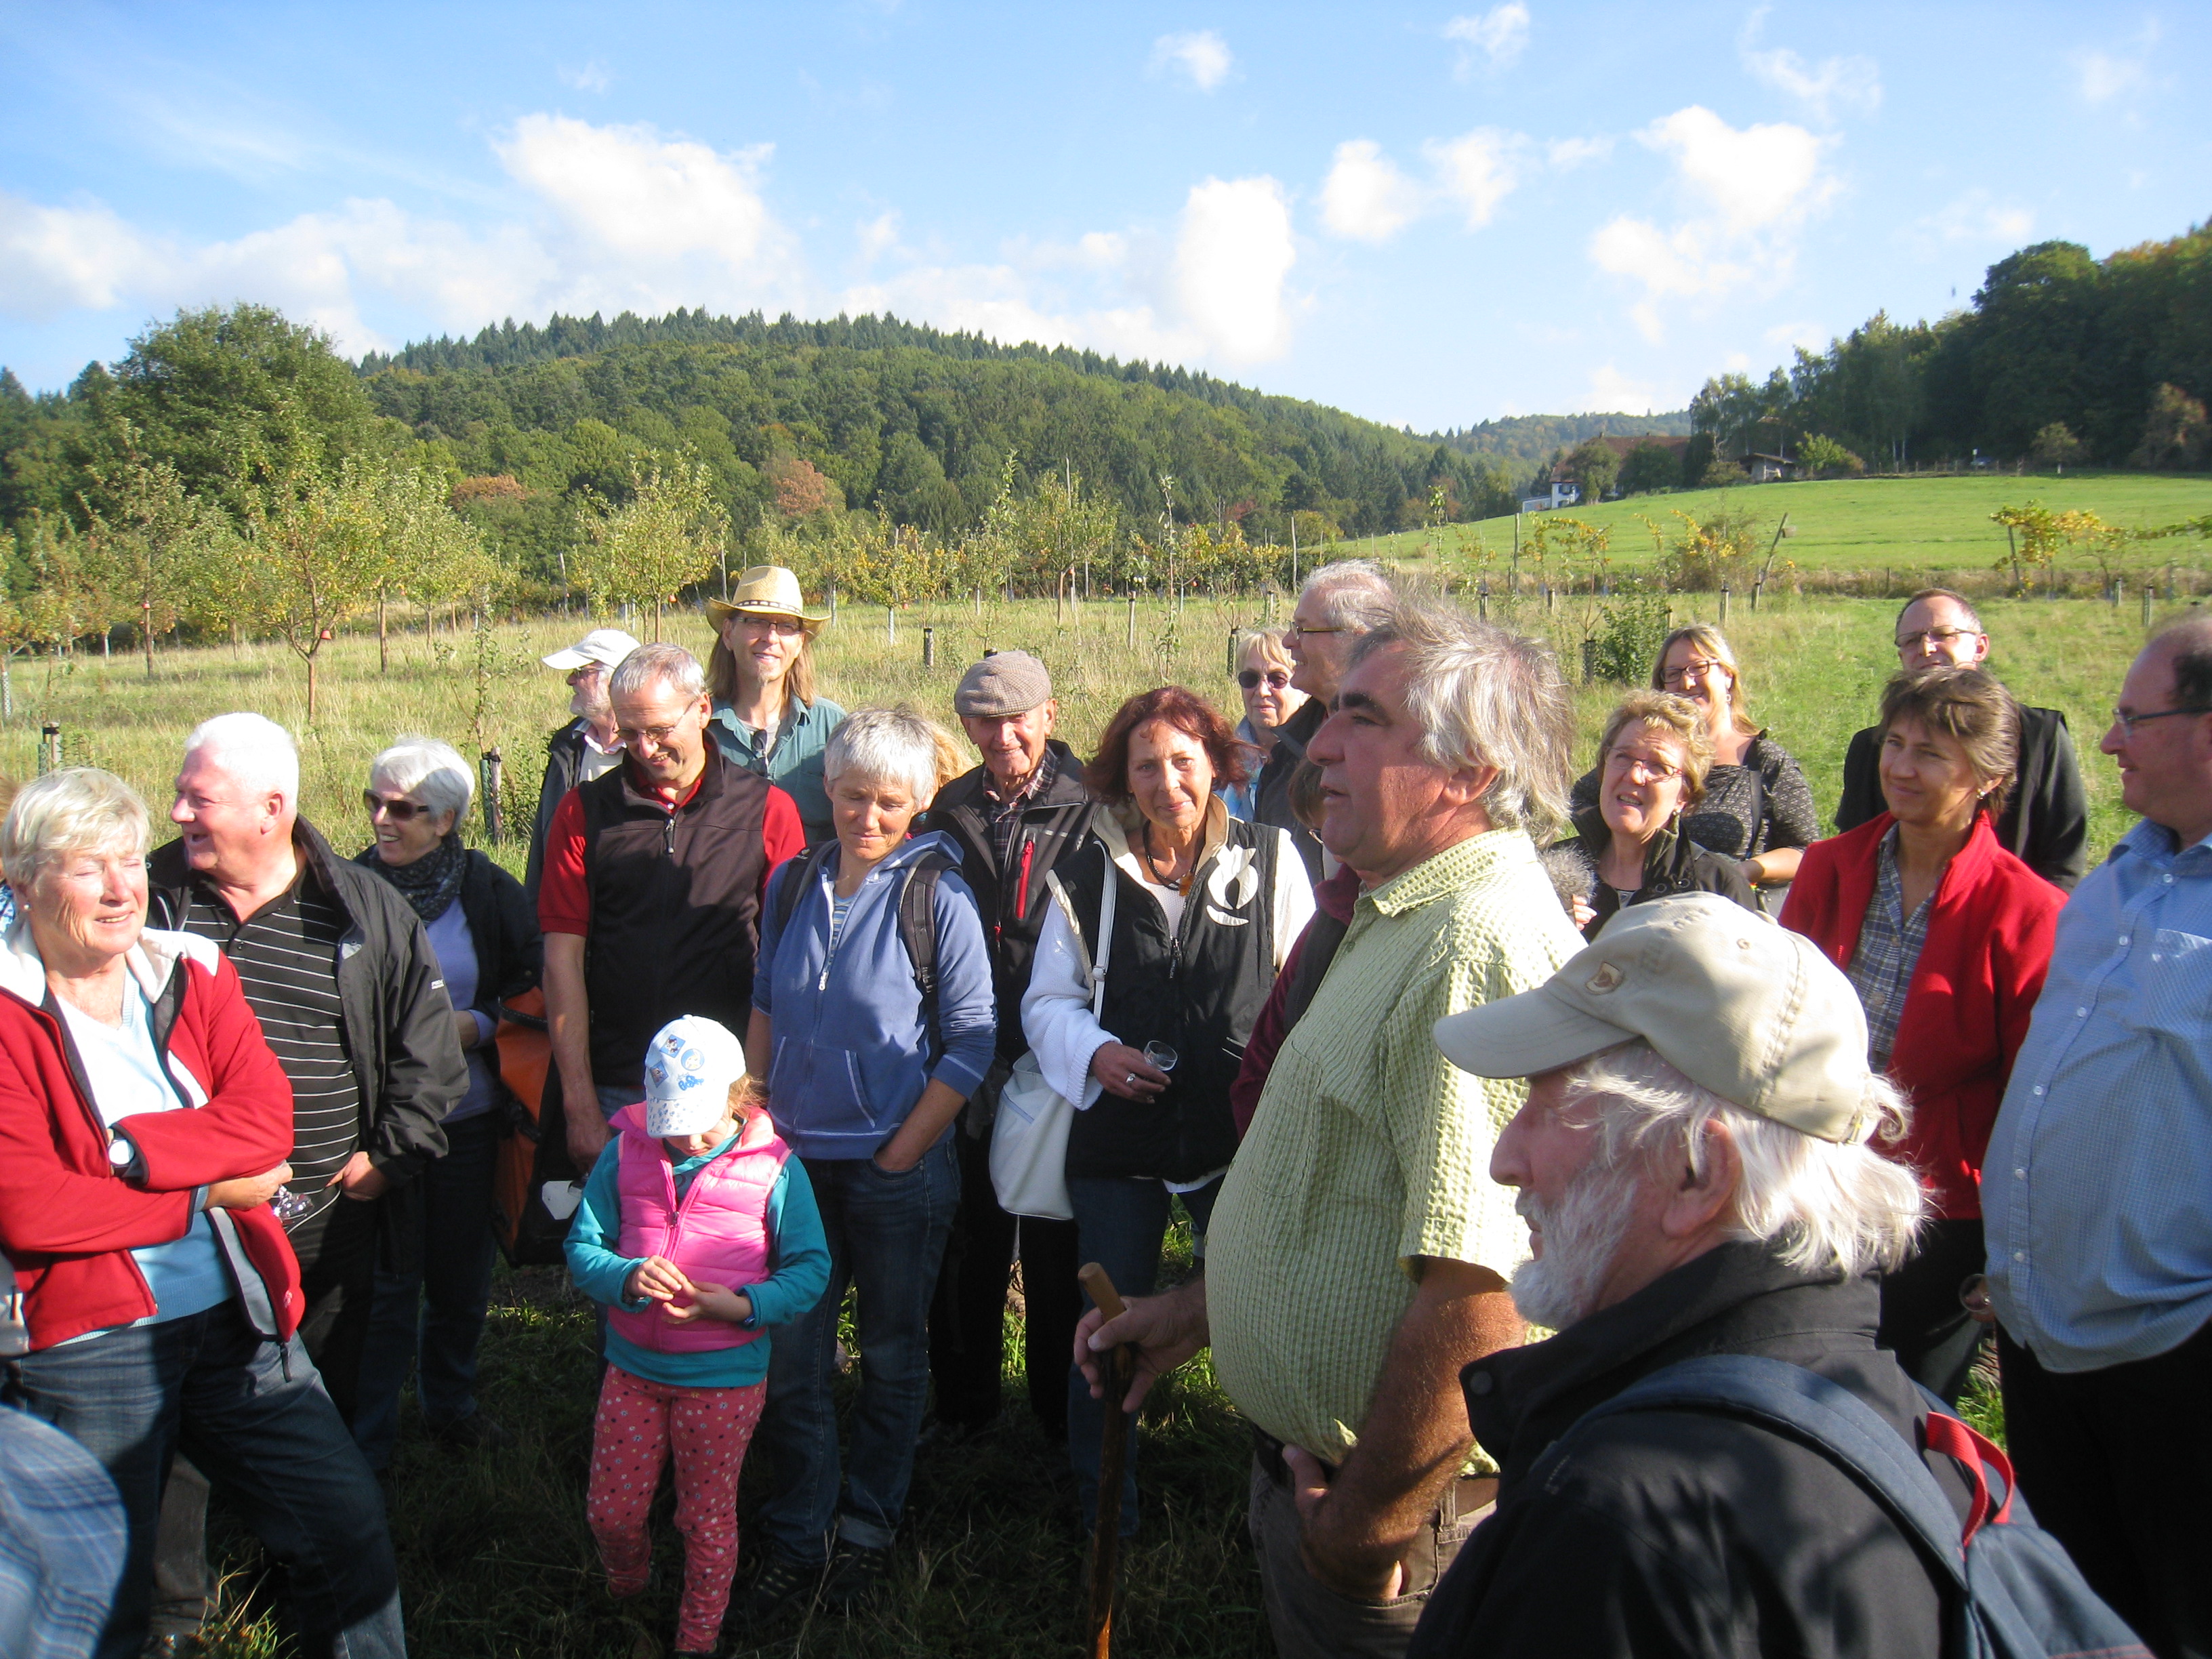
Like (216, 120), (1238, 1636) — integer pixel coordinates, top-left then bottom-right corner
(1431, 892), (1881, 1144)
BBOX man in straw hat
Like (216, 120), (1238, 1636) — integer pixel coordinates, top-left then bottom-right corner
(1404, 892), (1988, 1657)
(706, 566), (846, 847)
(527, 626), (640, 903)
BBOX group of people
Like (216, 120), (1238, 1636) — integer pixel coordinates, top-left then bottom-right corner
(0, 552), (2204, 1659)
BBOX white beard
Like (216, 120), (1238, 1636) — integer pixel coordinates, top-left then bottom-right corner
(1509, 1159), (1641, 1332)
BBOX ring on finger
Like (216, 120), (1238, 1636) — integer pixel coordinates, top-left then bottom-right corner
(1125, 1072), (1136, 1086)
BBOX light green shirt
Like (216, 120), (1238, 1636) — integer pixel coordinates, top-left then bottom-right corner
(1207, 830), (1582, 1463)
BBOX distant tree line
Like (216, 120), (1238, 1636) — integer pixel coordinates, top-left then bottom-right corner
(1687, 220), (2212, 478)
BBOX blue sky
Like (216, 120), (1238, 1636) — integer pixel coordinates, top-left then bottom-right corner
(0, 2), (2203, 430)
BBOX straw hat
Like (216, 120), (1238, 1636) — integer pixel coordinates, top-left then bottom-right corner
(707, 566), (830, 632)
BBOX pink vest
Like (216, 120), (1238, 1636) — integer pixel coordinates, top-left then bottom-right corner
(607, 1102), (790, 1354)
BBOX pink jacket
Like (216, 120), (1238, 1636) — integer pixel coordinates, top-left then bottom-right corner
(605, 1102), (788, 1354)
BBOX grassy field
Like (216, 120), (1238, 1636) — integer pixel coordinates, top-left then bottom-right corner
(1352, 470), (2212, 585)
(16, 584), (2128, 1656)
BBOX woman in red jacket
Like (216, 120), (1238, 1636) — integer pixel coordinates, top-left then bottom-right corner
(1780, 668), (2063, 1401)
(0, 769), (405, 1659)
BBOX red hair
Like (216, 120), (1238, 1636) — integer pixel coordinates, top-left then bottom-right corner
(1084, 686), (1249, 804)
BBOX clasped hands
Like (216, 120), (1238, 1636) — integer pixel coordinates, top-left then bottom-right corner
(625, 1254), (754, 1324)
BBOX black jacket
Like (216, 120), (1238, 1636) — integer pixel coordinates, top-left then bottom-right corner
(917, 740), (1097, 1067)
(1837, 702), (2087, 890)
(1252, 696), (1326, 884)
(1408, 1243), (1973, 1659)
(148, 819), (468, 1188)
(525, 718), (591, 905)
(1555, 807), (1759, 941)
(453, 847), (542, 1028)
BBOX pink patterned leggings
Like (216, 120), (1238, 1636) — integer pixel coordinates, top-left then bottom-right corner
(586, 1364), (766, 1653)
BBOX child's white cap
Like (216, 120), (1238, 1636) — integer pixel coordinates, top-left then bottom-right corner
(642, 1017), (750, 1139)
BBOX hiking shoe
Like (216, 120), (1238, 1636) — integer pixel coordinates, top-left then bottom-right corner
(819, 1540), (891, 1612)
(739, 1553), (822, 1626)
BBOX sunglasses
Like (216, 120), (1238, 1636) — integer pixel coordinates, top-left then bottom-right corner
(363, 791), (432, 821)
(1238, 669), (1292, 690)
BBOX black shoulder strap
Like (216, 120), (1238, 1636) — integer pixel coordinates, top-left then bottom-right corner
(772, 842), (830, 939)
(898, 846), (960, 1060)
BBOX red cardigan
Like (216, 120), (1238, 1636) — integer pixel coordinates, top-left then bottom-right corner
(0, 929), (304, 1351)
(1779, 813), (2064, 1219)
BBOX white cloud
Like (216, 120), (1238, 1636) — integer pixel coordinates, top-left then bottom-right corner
(1443, 5), (1530, 77)
(1425, 128), (1527, 229)
(1908, 190), (2034, 253)
(2078, 20), (2160, 103)
(1547, 135), (1614, 170)
(558, 60), (611, 94)
(1763, 319), (1826, 353)
(0, 193), (153, 316)
(1319, 140), (1424, 243)
(856, 211), (903, 266)
(1174, 176), (1296, 363)
(1587, 106), (1833, 336)
(1585, 363), (1658, 415)
(1150, 30), (1234, 91)
(1738, 11), (1881, 123)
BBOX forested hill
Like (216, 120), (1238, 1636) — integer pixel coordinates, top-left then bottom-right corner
(1429, 411), (1692, 469)
(358, 308), (1519, 539)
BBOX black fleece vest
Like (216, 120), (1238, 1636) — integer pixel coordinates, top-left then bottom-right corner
(1059, 819), (1279, 1184)
(578, 747), (769, 1079)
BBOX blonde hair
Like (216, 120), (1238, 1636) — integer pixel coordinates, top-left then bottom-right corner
(3, 769), (150, 890)
(1598, 691), (1716, 806)
(1240, 628), (1296, 676)
(1651, 625), (1751, 733)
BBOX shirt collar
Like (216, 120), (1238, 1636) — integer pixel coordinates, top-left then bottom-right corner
(1364, 828), (1538, 918)
(2116, 817), (2212, 867)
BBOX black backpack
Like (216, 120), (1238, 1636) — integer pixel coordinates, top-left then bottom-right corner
(771, 843), (957, 1056)
(1582, 1354), (2150, 1659)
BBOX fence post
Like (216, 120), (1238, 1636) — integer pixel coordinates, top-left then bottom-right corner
(922, 627), (935, 668)
(1126, 595), (1137, 648)
(39, 724), (59, 775)
(2144, 586), (2155, 628)
(1477, 581), (1489, 621)
(828, 581), (838, 625)
(2, 651), (11, 722)
(1580, 638), (1597, 685)
(1543, 584), (1555, 613)
(2110, 580), (2123, 610)
(1226, 629), (1238, 677)
(886, 606), (897, 646)
(480, 750), (505, 844)
(1720, 585), (1732, 623)
(1752, 580), (1763, 611)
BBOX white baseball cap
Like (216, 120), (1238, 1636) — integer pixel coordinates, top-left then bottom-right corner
(642, 1017), (750, 1138)
(541, 628), (641, 673)
(1431, 892), (1882, 1144)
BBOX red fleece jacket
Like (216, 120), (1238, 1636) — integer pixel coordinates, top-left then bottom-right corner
(0, 930), (303, 1351)
(1779, 813), (2064, 1218)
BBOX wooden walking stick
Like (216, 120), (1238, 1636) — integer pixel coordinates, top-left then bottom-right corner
(1079, 1261), (1133, 1658)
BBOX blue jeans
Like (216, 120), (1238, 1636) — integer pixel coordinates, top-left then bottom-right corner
(1066, 1175), (1221, 1538)
(353, 1110), (504, 1468)
(5, 1299), (403, 1659)
(760, 1136), (960, 1563)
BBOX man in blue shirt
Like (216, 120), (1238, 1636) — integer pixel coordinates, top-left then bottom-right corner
(1983, 614), (2212, 1659)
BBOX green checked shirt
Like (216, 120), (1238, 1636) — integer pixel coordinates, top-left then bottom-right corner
(1207, 830), (1582, 1464)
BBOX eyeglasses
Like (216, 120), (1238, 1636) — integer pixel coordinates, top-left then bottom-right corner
(1896, 627), (1983, 651)
(1292, 623), (1345, 638)
(2111, 705), (2212, 739)
(363, 792), (430, 821)
(1604, 750), (1683, 783)
(619, 722), (689, 748)
(737, 615), (805, 638)
(1237, 669), (1292, 690)
(1659, 659), (1727, 689)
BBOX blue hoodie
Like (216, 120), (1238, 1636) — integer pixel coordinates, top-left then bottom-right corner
(753, 830), (996, 1160)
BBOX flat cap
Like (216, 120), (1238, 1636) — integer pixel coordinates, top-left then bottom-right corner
(954, 650), (1052, 717)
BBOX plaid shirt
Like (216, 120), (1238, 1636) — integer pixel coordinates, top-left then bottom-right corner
(1843, 826), (1932, 1069)
(981, 746), (1059, 876)
(0, 1406), (127, 1659)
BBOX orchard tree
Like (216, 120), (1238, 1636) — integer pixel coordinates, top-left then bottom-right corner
(575, 455), (729, 638)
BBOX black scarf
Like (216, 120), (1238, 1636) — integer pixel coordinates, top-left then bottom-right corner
(356, 832), (467, 922)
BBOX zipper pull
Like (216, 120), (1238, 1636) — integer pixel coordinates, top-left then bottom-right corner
(663, 811), (676, 855)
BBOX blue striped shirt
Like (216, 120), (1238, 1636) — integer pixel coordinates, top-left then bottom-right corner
(1984, 818), (2212, 1371)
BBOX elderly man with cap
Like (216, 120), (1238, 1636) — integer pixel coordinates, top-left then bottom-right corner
(527, 625), (640, 903)
(1401, 893), (2006, 1658)
(917, 650), (1092, 1447)
(706, 565), (846, 846)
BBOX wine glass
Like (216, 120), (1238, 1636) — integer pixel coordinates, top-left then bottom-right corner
(1142, 1041), (1179, 1074)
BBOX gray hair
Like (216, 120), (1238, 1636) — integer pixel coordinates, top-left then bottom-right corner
(609, 642), (708, 704)
(183, 712), (298, 812)
(368, 735), (475, 823)
(824, 707), (943, 804)
(1351, 599), (1574, 840)
(3, 769), (151, 890)
(1561, 1043), (1925, 1280)
(1299, 559), (1396, 632)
